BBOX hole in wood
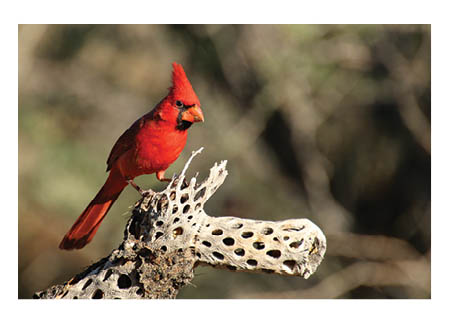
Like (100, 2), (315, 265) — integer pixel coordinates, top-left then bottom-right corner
(138, 248), (154, 261)
(173, 217), (180, 224)
(170, 191), (176, 200)
(309, 237), (321, 255)
(266, 250), (281, 258)
(180, 179), (188, 190)
(289, 239), (304, 249)
(92, 289), (104, 299)
(253, 242), (265, 250)
(222, 237), (235, 246)
(202, 240), (212, 247)
(118, 274), (132, 289)
(263, 227), (274, 235)
(234, 248), (245, 256)
(247, 259), (258, 266)
(173, 227), (183, 237)
(212, 229), (223, 235)
(283, 260), (297, 271)
(180, 193), (189, 204)
(156, 220), (164, 227)
(241, 231), (254, 239)
(155, 232), (163, 240)
(156, 196), (165, 211)
(194, 187), (206, 201)
(82, 279), (92, 290)
(103, 269), (113, 282)
(283, 226), (305, 232)
(231, 223), (243, 229)
(213, 252), (224, 260)
(183, 204), (190, 214)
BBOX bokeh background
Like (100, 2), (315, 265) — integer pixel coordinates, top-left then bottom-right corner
(18, 24), (430, 299)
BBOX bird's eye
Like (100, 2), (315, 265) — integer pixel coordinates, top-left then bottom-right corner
(175, 100), (183, 108)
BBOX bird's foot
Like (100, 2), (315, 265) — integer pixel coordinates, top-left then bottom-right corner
(157, 170), (188, 188)
(127, 179), (154, 197)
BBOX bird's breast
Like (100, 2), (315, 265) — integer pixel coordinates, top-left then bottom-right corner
(133, 124), (188, 175)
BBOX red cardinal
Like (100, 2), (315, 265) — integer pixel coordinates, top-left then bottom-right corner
(59, 62), (204, 250)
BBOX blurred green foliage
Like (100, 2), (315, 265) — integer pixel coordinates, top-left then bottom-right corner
(19, 25), (430, 298)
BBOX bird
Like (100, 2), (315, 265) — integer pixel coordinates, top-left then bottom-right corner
(59, 62), (204, 250)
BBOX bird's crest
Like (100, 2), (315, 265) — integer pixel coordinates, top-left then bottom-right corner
(170, 62), (200, 106)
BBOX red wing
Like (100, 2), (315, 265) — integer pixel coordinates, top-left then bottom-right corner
(106, 118), (143, 171)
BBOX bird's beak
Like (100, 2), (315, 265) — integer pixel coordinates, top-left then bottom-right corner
(182, 104), (204, 123)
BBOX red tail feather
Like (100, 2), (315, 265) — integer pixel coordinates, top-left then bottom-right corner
(59, 169), (127, 250)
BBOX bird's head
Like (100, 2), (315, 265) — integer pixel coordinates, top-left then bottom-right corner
(156, 62), (204, 131)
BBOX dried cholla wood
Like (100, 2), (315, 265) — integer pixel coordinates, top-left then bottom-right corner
(34, 148), (327, 299)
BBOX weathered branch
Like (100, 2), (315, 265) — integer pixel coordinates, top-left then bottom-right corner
(34, 148), (327, 299)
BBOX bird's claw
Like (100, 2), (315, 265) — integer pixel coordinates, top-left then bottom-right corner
(127, 179), (154, 197)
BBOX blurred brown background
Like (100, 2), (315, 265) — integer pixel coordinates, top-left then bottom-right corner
(18, 24), (430, 299)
